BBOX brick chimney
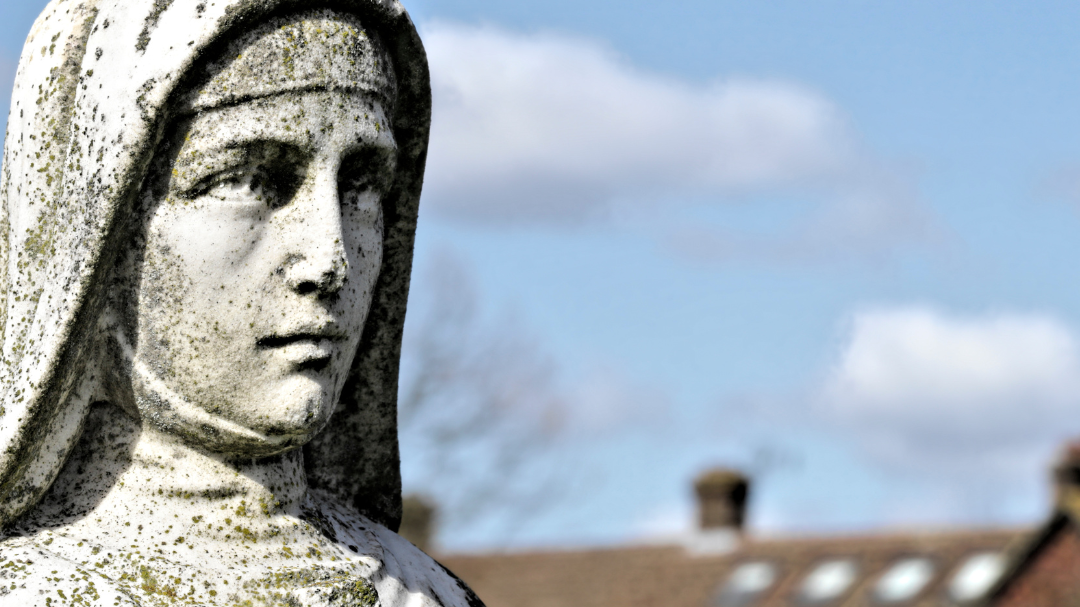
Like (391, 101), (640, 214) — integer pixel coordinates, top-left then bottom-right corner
(399, 494), (437, 553)
(1053, 442), (1080, 508)
(694, 468), (750, 532)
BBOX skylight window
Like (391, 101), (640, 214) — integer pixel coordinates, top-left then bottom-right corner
(873, 557), (935, 603)
(947, 552), (1006, 603)
(797, 559), (859, 604)
(714, 562), (778, 607)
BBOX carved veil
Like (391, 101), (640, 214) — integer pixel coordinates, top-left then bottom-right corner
(0, 0), (430, 530)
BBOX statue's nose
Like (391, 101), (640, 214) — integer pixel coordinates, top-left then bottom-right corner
(279, 172), (348, 297)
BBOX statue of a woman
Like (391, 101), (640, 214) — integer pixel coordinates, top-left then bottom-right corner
(0, 1), (482, 605)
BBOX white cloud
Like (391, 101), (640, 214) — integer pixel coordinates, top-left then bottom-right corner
(820, 307), (1080, 482)
(421, 23), (930, 256)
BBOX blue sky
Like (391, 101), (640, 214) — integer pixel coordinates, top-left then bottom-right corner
(7, 1), (1080, 551)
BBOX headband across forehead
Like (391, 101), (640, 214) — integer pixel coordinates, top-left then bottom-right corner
(178, 9), (398, 114)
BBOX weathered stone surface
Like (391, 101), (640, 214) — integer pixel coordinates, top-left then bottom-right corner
(0, 1), (481, 604)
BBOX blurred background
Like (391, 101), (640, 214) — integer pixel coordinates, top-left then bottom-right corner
(7, 1), (1080, 555)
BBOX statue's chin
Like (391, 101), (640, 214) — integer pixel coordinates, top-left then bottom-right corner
(130, 359), (334, 458)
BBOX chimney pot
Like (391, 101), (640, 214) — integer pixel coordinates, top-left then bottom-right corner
(694, 468), (749, 532)
(399, 494), (437, 553)
(1053, 442), (1080, 506)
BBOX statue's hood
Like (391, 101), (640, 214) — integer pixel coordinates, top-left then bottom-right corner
(0, 0), (430, 529)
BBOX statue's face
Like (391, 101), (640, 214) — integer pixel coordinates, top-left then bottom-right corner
(130, 90), (395, 455)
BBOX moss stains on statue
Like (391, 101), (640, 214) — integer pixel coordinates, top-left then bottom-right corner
(0, 1), (480, 605)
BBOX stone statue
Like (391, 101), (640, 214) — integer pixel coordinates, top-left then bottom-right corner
(0, 1), (483, 605)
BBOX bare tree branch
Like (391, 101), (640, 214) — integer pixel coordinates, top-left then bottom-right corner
(398, 252), (570, 546)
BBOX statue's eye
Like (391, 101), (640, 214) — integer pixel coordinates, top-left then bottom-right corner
(340, 188), (383, 227)
(339, 148), (395, 217)
(203, 170), (258, 198)
(202, 164), (299, 209)
(339, 173), (384, 229)
(340, 172), (380, 199)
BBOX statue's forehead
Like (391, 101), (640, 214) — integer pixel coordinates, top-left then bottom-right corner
(177, 9), (396, 116)
(172, 91), (397, 161)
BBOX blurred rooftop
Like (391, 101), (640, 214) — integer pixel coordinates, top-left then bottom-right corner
(429, 449), (1080, 607)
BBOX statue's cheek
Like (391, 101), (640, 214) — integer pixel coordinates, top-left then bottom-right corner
(154, 197), (273, 271)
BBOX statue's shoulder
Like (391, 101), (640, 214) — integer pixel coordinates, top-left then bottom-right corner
(364, 522), (485, 607)
(0, 535), (142, 606)
(309, 493), (486, 607)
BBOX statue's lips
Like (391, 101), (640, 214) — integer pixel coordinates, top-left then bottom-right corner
(256, 331), (343, 369)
